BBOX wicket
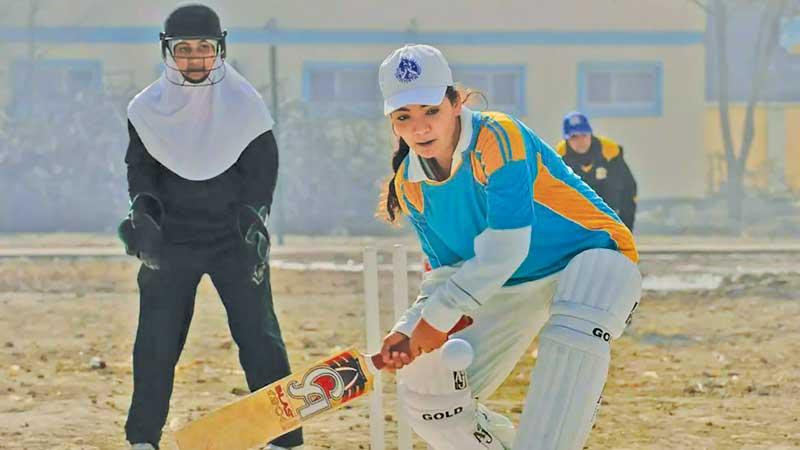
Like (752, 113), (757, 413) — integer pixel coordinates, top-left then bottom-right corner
(363, 244), (414, 450)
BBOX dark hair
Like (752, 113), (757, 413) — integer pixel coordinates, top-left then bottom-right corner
(379, 86), (480, 223)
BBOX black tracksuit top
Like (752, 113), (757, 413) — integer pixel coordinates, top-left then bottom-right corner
(124, 120), (278, 243)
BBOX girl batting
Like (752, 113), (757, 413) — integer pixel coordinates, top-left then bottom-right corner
(377, 44), (641, 450)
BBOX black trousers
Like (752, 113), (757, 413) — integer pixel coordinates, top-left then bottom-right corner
(125, 236), (303, 448)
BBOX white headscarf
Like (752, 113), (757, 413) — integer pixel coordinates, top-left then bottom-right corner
(127, 61), (274, 181)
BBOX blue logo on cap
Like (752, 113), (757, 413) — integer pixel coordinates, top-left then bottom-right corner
(395, 57), (422, 83)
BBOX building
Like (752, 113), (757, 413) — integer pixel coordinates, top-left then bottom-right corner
(2, 0), (706, 200)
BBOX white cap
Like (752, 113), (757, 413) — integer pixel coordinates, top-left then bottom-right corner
(379, 44), (453, 115)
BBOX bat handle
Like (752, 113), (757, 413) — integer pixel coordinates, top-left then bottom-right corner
(370, 315), (473, 371)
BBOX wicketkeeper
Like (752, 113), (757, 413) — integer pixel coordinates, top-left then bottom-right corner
(118, 4), (302, 449)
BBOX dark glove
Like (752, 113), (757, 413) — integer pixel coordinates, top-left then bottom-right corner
(118, 193), (164, 270)
(238, 205), (270, 285)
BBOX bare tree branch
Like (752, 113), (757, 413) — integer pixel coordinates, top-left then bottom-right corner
(738, 0), (790, 171)
(688, 0), (714, 14)
(714, 0), (736, 176)
(26, 0), (41, 61)
(750, 1), (772, 67)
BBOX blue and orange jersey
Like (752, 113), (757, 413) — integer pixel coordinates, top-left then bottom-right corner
(394, 109), (638, 285)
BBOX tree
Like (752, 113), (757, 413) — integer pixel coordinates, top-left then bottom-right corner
(271, 99), (394, 235)
(694, 0), (800, 231)
(0, 0), (130, 232)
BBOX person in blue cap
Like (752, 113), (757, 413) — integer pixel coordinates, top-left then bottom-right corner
(556, 112), (638, 230)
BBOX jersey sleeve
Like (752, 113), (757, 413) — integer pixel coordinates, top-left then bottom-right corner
(235, 130), (279, 212)
(124, 120), (161, 200)
(474, 113), (534, 230)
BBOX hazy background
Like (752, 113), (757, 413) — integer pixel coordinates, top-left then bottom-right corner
(1, 0), (799, 238)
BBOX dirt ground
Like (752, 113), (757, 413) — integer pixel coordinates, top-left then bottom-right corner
(0, 236), (799, 450)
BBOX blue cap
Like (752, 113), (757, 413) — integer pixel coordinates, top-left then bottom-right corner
(562, 111), (593, 138)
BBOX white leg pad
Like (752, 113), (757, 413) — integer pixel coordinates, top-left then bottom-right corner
(397, 350), (510, 450)
(512, 326), (609, 450)
(512, 249), (641, 450)
(551, 248), (641, 339)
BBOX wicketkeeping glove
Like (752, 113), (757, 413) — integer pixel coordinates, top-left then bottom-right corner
(118, 193), (164, 270)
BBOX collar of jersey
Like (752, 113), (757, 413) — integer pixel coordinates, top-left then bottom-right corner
(407, 107), (475, 184)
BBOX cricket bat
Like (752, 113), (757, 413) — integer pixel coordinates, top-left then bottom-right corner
(173, 315), (473, 450)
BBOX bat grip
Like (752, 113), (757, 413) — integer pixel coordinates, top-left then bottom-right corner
(370, 315), (473, 371)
